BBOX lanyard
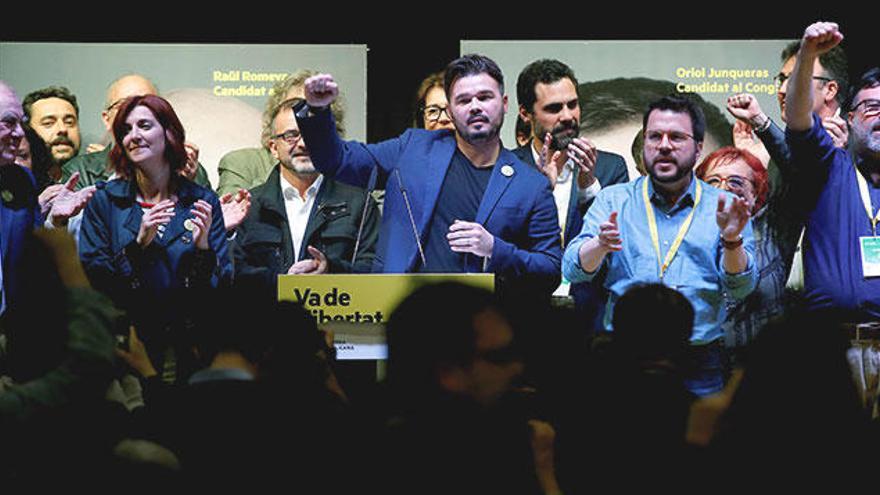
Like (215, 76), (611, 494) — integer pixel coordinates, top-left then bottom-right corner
(855, 164), (880, 236)
(642, 178), (702, 280)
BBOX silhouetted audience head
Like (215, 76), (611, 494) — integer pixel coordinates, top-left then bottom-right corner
(386, 282), (523, 410)
(611, 283), (693, 365)
(189, 287), (333, 390)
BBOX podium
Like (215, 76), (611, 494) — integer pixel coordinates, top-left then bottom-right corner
(277, 273), (495, 360)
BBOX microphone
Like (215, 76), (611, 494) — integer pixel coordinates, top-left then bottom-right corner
(350, 166), (378, 269)
(395, 168), (427, 269)
(355, 144), (427, 271)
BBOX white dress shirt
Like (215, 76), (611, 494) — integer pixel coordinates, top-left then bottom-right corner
(281, 173), (323, 261)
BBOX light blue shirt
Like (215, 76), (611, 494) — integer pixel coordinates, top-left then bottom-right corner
(562, 175), (757, 344)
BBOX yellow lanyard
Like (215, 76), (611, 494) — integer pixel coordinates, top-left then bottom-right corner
(560, 215), (567, 246)
(855, 164), (880, 236)
(642, 178), (702, 280)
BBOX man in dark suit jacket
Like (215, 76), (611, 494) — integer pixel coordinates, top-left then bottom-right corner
(0, 81), (42, 316)
(232, 97), (379, 290)
(298, 55), (561, 296)
(514, 60), (629, 331)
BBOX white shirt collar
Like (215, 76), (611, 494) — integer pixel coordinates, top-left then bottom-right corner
(281, 173), (323, 202)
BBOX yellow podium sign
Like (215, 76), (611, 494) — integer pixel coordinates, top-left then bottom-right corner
(278, 274), (494, 360)
(277, 273), (495, 325)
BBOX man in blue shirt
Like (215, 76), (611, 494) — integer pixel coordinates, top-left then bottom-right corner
(784, 21), (880, 322)
(563, 95), (757, 396)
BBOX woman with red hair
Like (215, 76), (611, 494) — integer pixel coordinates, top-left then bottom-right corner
(79, 94), (232, 381)
(696, 146), (768, 214)
(696, 146), (801, 355)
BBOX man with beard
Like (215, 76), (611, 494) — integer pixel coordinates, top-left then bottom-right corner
(514, 59), (628, 230)
(22, 86), (82, 181)
(232, 95), (379, 288)
(563, 95), (757, 396)
(785, 23), (880, 324)
(297, 55), (561, 295)
(513, 59), (629, 329)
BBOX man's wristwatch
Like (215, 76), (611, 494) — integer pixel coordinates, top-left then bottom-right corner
(752, 114), (772, 133)
(293, 99), (327, 119)
(721, 234), (744, 250)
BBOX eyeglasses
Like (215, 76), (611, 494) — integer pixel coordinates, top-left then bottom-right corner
(422, 105), (450, 122)
(773, 73), (833, 88)
(644, 130), (695, 149)
(704, 174), (753, 192)
(851, 98), (880, 119)
(271, 129), (302, 145)
(105, 98), (126, 113)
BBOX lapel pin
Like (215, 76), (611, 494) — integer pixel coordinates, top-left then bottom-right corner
(1, 190), (13, 202)
(184, 218), (195, 232)
(501, 165), (515, 177)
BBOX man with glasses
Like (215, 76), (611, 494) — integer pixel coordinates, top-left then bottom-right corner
(232, 95), (379, 286)
(723, 31), (850, 305)
(785, 22), (880, 412)
(217, 69), (349, 196)
(724, 29), (849, 181)
(513, 59), (629, 330)
(785, 22), (879, 318)
(729, 30), (850, 162)
(563, 95), (757, 397)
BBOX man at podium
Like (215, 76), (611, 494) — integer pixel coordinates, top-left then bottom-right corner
(296, 54), (562, 296)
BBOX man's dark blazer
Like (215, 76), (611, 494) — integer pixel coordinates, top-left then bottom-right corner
(232, 164), (380, 289)
(513, 143), (629, 331)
